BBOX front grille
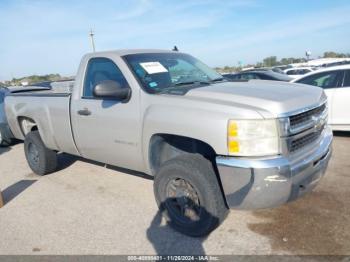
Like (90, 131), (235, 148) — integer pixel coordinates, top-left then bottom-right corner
(289, 103), (326, 130)
(290, 128), (323, 152)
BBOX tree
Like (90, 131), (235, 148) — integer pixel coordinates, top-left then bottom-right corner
(323, 51), (350, 58)
(263, 56), (278, 67)
(8, 74), (62, 86)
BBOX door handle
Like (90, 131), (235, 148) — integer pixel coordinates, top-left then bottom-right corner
(77, 108), (91, 116)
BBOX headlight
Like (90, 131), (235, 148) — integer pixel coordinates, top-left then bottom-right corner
(227, 119), (279, 156)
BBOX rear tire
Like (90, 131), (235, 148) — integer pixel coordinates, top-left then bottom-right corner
(24, 131), (57, 175)
(154, 154), (228, 237)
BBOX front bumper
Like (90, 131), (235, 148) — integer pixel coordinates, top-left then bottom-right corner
(216, 126), (333, 209)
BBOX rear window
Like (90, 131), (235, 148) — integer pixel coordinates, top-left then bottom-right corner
(287, 70), (297, 75)
(287, 69), (310, 75)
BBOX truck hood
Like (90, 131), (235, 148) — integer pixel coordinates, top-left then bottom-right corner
(185, 80), (326, 118)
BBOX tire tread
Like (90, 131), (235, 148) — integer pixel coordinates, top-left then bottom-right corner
(154, 153), (228, 237)
(24, 131), (57, 175)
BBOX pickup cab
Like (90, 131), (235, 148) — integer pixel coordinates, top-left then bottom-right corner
(4, 49), (332, 236)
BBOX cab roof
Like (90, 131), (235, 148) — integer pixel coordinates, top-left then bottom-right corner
(85, 49), (181, 58)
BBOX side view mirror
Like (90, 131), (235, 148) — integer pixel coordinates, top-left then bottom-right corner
(93, 80), (131, 101)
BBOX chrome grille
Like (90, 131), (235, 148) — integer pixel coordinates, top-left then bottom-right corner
(289, 127), (323, 152)
(280, 102), (328, 154)
(289, 103), (326, 131)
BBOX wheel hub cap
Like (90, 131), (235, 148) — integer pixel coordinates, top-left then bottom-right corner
(166, 178), (201, 222)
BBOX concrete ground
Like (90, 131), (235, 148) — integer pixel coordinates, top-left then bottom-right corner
(0, 134), (349, 255)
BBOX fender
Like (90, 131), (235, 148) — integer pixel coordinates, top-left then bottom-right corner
(142, 103), (230, 174)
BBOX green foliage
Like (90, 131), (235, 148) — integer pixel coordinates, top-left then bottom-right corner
(263, 56), (277, 67)
(279, 57), (306, 65)
(216, 65), (241, 73)
(9, 74), (62, 86)
(323, 51), (350, 58)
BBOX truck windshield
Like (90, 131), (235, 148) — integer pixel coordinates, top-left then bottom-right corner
(123, 53), (224, 94)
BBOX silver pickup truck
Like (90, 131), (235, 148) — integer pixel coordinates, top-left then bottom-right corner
(5, 49), (332, 236)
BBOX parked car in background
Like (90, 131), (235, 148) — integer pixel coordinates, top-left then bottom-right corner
(0, 86), (51, 146)
(284, 67), (317, 79)
(242, 67), (286, 74)
(0, 88), (13, 146)
(270, 67), (286, 74)
(274, 65), (293, 71)
(292, 65), (350, 131)
(31, 79), (75, 93)
(223, 70), (292, 82)
(322, 60), (350, 68)
(50, 80), (75, 93)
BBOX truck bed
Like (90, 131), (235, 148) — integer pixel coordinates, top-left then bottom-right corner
(5, 92), (79, 156)
(9, 91), (70, 97)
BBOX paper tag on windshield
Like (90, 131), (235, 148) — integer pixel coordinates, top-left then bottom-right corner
(140, 62), (168, 74)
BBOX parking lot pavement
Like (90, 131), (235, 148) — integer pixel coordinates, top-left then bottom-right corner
(0, 134), (349, 255)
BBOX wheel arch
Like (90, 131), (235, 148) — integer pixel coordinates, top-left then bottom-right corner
(148, 133), (217, 176)
(17, 116), (39, 137)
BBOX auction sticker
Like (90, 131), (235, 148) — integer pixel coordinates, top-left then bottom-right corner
(140, 62), (168, 74)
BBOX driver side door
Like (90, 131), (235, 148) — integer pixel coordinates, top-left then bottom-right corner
(70, 57), (142, 171)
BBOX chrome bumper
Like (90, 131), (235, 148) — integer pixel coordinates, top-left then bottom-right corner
(216, 126), (333, 209)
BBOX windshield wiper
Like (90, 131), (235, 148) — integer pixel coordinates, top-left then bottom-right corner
(210, 77), (226, 82)
(174, 80), (211, 86)
(157, 81), (210, 95)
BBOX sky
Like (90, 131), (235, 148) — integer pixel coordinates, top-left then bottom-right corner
(0, 0), (350, 81)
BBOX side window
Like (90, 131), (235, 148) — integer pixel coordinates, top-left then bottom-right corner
(241, 73), (259, 80)
(286, 70), (296, 75)
(259, 74), (273, 80)
(83, 58), (128, 98)
(343, 70), (350, 87)
(240, 74), (250, 80)
(251, 73), (260, 79)
(225, 74), (240, 80)
(297, 71), (342, 89)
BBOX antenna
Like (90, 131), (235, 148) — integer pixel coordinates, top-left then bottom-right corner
(89, 29), (96, 52)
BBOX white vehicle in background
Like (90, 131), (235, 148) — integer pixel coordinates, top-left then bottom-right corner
(292, 65), (350, 131)
(284, 67), (317, 79)
(290, 58), (350, 68)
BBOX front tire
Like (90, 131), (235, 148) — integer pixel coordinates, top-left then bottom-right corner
(24, 131), (57, 175)
(154, 154), (228, 237)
